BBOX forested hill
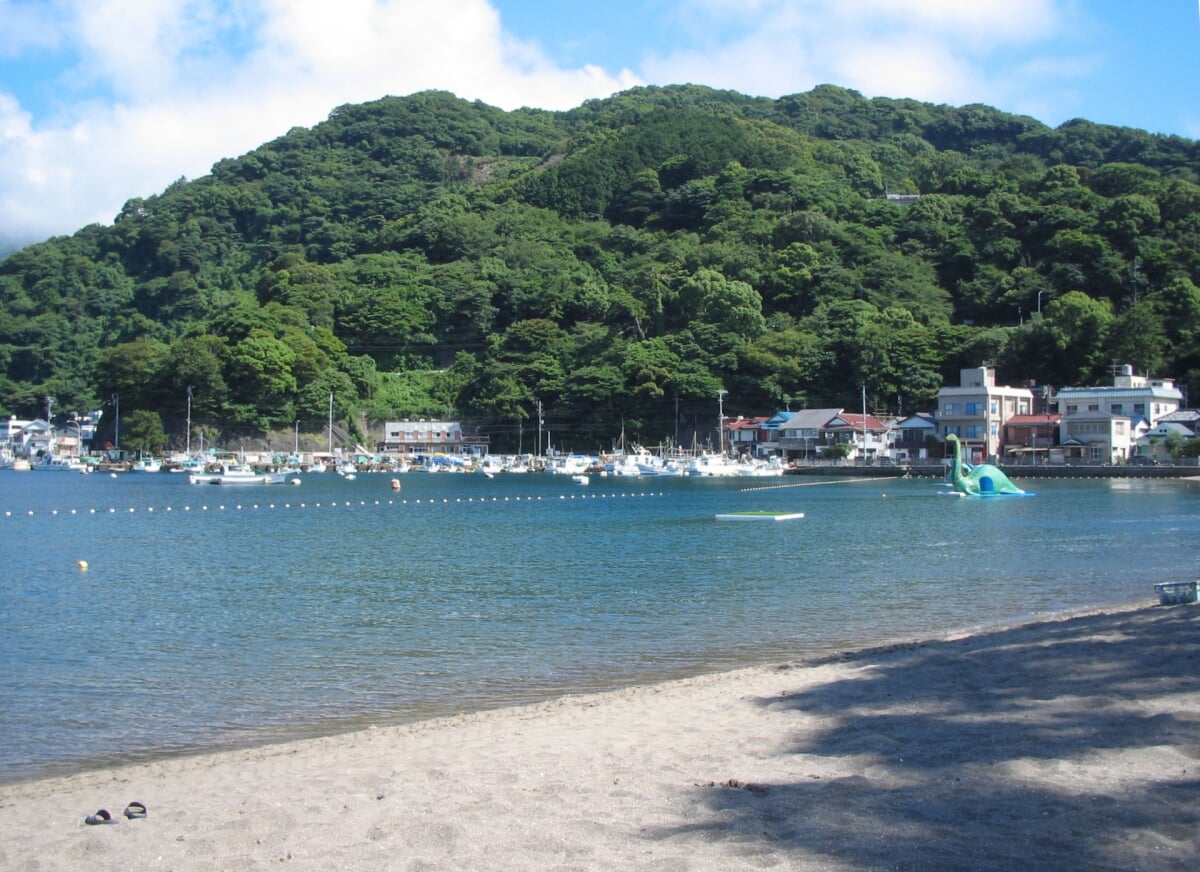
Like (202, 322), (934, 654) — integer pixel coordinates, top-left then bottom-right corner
(2, 84), (1199, 453)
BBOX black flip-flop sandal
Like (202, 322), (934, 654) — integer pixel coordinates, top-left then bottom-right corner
(123, 801), (148, 819)
(85, 809), (117, 825)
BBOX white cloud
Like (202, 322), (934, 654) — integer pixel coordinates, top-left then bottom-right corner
(0, 0), (639, 249)
(0, 0), (1132, 252)
(652, 0), (1079, 111)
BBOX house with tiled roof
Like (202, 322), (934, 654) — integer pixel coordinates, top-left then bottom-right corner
(892, 413), (938, 461)
(1003, 413), (1061, 463)
(822, 412), (891, 461)
(1154, 409), (1200, 433)
(725, 416), (768, 457)
(1137, 420), (1196, 461)
(777, 408), (844, 460)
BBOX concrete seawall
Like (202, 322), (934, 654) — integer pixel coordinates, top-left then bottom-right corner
(786, 464), (1200, 480)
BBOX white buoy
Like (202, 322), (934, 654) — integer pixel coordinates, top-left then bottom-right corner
(77, 560), (88, 571)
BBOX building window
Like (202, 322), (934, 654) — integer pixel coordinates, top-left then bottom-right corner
(1111, 404), (1123, 414)
(943, 403), (958, 414)
(965, 402), (983, 416)
(990, 400), (999, 415)
(965, 425), (983, 439)
(1088, 404), (1099, 412)
(1066, 404), (1077, 413)
(1134, 404), (1145, 415)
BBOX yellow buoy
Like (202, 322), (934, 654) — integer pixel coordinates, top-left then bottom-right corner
(77, 560), (89, 571)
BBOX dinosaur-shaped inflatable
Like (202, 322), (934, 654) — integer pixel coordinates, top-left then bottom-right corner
(945, 433), (1026, 496)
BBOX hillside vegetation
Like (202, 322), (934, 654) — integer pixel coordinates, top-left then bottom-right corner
(2, 84), (1198, 452)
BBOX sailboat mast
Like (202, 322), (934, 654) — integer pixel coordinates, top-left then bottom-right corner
(862, 385), (868, 462)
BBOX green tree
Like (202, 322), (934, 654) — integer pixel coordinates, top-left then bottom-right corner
(1040, 291), (1114, 383)
(122, 409), (167, 455)
(225, 330), (299, 427)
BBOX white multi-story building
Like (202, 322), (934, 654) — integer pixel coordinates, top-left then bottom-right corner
(1055, 365), (1182, 462)
(936, 367), (1033, 463)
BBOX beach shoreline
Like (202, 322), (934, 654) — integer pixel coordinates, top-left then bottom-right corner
(2, 602), (1197, 870)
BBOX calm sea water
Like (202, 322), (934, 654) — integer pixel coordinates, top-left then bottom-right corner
(1, 468), (1196, 783)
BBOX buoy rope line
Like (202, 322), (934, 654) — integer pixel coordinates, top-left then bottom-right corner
(1, 491), (667, 519)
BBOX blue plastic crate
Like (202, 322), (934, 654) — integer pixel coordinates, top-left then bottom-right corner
(1155, 581), (1199, 605)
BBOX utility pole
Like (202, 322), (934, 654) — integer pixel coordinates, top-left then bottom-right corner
(537, 400), (543, 459)
(674, 394), (679, 450)
(717, 389), (728, 456)
(862, 385), (868, 463)
(112, 393), (119, 451)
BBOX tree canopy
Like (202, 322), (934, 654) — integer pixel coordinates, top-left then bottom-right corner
(2, 84), (1198, 451)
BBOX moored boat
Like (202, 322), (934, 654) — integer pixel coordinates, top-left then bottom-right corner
(188, 460), (291, 485)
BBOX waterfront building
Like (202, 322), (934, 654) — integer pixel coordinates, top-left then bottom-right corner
(1003, 413), (1061, 463)
(936, 367), (1033, 463)
(778, 408), (844, 460)
(378, 420), (488, 457)
(892, 413), (938, 461)
(821, 412), (891, 461)
(725, 416), (768, 458)
(1055, 365), (1182, 463)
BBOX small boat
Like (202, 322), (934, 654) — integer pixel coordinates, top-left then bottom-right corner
(188, 461), (290, 485)
(714, 511), (805, 521)
(33, 455), (88, 472)
(572, 474), (589, 485)
(130, 456), (162, 473)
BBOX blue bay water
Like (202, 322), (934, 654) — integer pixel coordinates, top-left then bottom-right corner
(1, 469), (1197, 783)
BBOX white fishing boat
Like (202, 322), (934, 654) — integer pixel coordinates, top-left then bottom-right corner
(636, 457), (685, 476)
(549, 455), (595, 476)
(733, 457), (786, 477)
(130, 456), (162, 473)
(684, 453), (740, 477)
(188, 459), (291, 485)
(33, 454), (88, 472)
(605, 455), (644, 476)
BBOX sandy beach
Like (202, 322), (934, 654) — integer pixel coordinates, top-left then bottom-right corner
(1, 603), (1197, 870)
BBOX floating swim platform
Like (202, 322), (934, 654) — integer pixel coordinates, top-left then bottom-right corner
(714, 511), (805, 521)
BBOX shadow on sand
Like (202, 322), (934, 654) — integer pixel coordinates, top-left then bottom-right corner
(667, 607), (1200, 870)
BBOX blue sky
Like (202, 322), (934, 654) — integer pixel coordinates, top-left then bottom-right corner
(0, 0), (1197, 251)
